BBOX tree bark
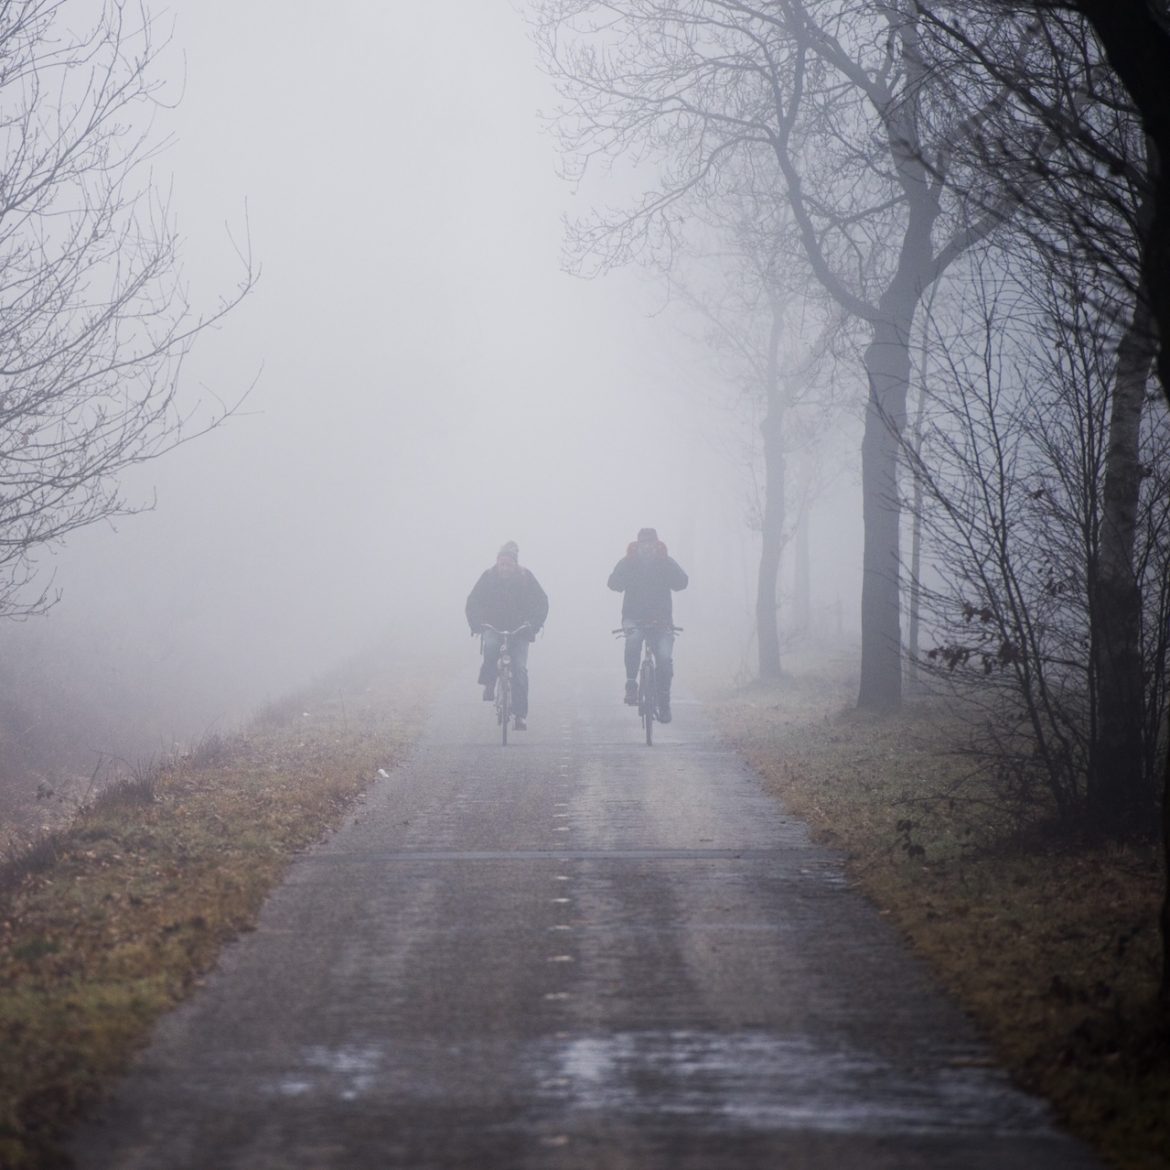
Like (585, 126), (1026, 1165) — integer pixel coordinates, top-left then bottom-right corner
(1164, 746), (1170, 1009)
(793, 497), (811, 636)
(757, 413), (786, 680)
(1089, 291), (1156, 836)
(907, 467), (925, 695)
(858, 314), (913, 710)
(1068, 0), (1170, 1009)
(757, 297), (787, 681)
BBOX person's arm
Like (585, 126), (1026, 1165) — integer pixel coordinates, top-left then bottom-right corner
(466, 571), (489, 632)
(526, 572), (549, 634)
(667, 558), (689, 591)
(607, 557), (630, 591)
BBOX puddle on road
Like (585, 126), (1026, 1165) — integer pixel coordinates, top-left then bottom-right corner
(262, 1030), (1049, 1140)
(272, 1045), (384, 1102)
(534, 1030), (1051, 1137)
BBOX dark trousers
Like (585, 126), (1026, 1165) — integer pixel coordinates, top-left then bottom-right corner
(623, 622), (674, 704)
(479, 631), (530, 717)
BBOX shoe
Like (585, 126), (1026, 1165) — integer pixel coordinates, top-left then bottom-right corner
(658, 703), (672, 724)
(514, 717), (527, 731)
(624, 679), (638, 705)
(482, 683), (495, 701)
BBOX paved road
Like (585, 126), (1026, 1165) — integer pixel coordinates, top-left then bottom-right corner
(71, 661), (1103, 1169)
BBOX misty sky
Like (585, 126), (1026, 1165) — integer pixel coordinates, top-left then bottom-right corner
(3, 2), (860, 752)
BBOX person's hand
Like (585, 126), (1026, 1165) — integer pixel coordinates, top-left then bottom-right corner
(470, 625), (482, 636)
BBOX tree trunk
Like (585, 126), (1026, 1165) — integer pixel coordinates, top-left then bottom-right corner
(858, 315), (912, 710)
(1090, 291), (1156, 837)
(1073, 0), (1170, 1009)
(757, 300), (787, 681)
(753, 290), (790, 683)
(756, 411), (786, 680)
(906, 294), (935, 697)
(1163, 745), (1170, 1009)
(1147, 177), (1170, 1009)
(907, 470), (925, 695)
(793, 498), (811, 636)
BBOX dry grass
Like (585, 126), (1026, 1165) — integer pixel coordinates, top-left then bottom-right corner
(0, 660), (433, 1170)
(709, 675), (1168, 1170)
(5, 650), (1164, 1168)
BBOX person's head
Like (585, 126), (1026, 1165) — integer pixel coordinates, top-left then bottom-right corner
(496, 541), (519, 575)
(636, 527), (660, 559)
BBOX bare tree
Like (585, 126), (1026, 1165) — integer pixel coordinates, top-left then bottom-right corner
(908, 248), (1170, 832)
(665, 196), (853, 679)
(918, 0), (1170, 1007)
(0, 0), (255, 619)
(532, 0), (1009, 709)
(1012, 0), (1170, 1022)
(907, 9), (1159, 833)
(1055, 0), (1170, 1019)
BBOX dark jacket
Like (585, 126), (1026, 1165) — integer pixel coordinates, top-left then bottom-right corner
(608, 543), (688, 624)
(466, 566), (549, 640)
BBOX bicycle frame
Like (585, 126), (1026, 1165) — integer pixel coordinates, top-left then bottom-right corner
(481, 624), (528, 745)
(638, 638), (657, 745)
(614, 622), (682, 746)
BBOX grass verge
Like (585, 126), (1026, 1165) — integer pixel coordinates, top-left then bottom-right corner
(0, 655), (434, 1170)
(709, 673), (1168, 1170)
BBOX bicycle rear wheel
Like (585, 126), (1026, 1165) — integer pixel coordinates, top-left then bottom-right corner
(498, 672), (510, 745)
(640, 659), (655, 746)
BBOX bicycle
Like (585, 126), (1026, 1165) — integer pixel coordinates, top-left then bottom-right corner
(481, 623), (530, 745)
(613, 622), (682, 746)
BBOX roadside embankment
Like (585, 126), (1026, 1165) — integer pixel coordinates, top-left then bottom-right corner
(0, 651), (437, 1170)
(710, 676), (1167, 1170)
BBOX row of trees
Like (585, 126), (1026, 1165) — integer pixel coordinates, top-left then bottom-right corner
(529, 0), (1169, 998)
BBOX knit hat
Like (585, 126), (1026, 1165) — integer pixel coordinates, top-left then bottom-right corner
(636, 528), (658, 543)
(497, 541), (519, 562)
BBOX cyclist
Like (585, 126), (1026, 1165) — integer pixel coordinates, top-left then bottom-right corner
(466, 541), (549, 731)
(607, 527), (688, 722)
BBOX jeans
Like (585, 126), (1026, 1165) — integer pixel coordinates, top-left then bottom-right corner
(623, 621), (674, 704)
(479, 630), (530, 717)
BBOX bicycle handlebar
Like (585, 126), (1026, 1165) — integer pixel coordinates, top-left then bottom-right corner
(481, 623), (532, 637)
(612, 624), (683, 636)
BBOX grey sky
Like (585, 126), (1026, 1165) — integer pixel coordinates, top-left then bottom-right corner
(2, 2), (858, 755)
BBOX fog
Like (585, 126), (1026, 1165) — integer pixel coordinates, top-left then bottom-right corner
(0, 2), (862, 771)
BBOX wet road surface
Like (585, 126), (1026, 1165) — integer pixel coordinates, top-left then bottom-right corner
(71, 664), (1103, 1169)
